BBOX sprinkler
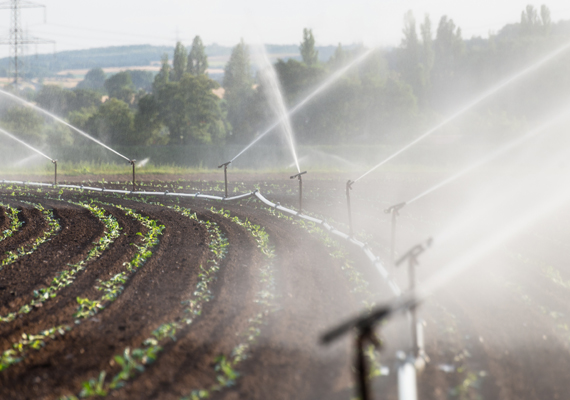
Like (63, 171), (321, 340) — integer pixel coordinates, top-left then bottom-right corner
(385, 202), (406, 264)
(346, 180), (354, 237)
(218, 161), (231, 198)
(52, 159), (57, 186)
(395, 238), (432, 358)
(130, 160), (137, 192)
(290, 171), (307, 214)
(322, 296), (420, 400)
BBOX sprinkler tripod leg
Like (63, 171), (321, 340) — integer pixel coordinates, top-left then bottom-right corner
(52, 160), (57, 186)
(355, 326), (382, 400)
(290, 171), (307, 214)
(218, 161), (231, 198)
(130, 160), (137, 192)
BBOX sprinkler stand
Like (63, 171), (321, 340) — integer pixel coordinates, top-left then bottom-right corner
(395, 238), (432, 358)
(346, 180), (354, 237)
(385, 202), (406, 264)
(218, 161), (231, 197)
(290, 171), (307, 214)
(52, 159), (57, 186)
(322, 297), (419, 400)
(130, 160), (137, 192)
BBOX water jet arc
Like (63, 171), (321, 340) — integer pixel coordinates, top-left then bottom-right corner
(354, 41), (570, 183)
(230, 49), (374, 163)
(0, 88), (131, 163)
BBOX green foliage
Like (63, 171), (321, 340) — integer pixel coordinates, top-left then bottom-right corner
(0, 106), (45, 145)
(104, 71), (135, 103)
(223, 39), (254, 144)
(134, 94), (165, 144)
(300, 28), (318, 66)
(155, 73), (226, 144)
(77, 67), (106, 92)
(84, 98), (136, 145)
(172, 41), (188, 82)
(187, 36), (208, 76)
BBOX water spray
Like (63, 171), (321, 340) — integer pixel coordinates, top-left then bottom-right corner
(218, 161), (231, 198)
(354, 40), (570, 184)
(230, 49), (374, 164)
(130, 160), (136, 192)
(385, 202), (407, 264)
(290, 171), (307, 214)
(395, 238), (432, 358)
(346, 180), (354, 237)
(321, 295), (420, 400)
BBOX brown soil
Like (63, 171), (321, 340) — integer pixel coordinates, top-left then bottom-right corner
(1, 173), (570, 400)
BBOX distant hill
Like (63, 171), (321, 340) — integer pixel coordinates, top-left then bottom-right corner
(0, 43), (341, 79)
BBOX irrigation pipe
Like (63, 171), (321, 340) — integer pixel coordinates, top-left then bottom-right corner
(0, 179), (400, 296)
(0, 179), (415, 399)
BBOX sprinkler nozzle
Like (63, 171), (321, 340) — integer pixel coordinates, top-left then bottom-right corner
(218, 161), (231, 169)
(346, 179), (354, 190)
(385, 201), (406, 214)
(290, 171), (307, 179)
(395, 238), (433, 267)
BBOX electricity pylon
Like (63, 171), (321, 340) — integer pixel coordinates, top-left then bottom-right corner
(0, 0), (54, 86)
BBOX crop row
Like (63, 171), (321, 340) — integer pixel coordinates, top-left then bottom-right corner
(0, 201), (120, 323)
(63, 205), (228, 399)
(181, 207), (277, 400)
(0, 200), (61, 269)
(0, 203), (23, 243)
(0, 200), (162, 373)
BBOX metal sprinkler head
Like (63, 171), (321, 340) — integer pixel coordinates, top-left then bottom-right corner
(385, 201), (406, 215)
(395, 238), (433, 268)
(290, 171), (307, 180)
(218, 161), (231, 197)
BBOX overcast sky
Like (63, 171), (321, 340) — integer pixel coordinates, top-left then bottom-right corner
(2, 1), (570, 57)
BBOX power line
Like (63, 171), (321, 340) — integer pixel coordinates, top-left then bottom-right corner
(0, 0), (54, 85)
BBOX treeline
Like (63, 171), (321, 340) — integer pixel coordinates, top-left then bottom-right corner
(2, 3), (569, 149)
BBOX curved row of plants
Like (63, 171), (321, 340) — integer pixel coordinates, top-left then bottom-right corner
(0, 200), (163, 373)
(63, 204), (229, 399)
(0, 200), (120, 323)
(0, 202), (23, 243)
(179, 207), (277, 400)
(0, 200), (61, 269)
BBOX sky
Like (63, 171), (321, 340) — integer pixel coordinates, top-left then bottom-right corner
(1, 0), (570, 57)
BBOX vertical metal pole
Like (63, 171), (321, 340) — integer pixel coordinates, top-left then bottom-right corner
(346, 180), (354, 237)
(299, 175), (303, 214)
(224, 164), (228, 198)
(52, 159), (57, 186)
(409, 259), (419, 358)
(356, 330), (370, 400)
(131, 160), (136, 192)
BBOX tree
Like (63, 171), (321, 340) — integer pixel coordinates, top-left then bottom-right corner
(128, 70), (154, 91)
(187, 36), (208, 76)
(399, 11), (423, 95)
(153, 54), (170, 91)
(134, 94), (164, 144)
(35, 85), (72, 116)
(420, 14), (434, 88)
(0, 106), (45, 145)
(223, 39), (255, 143)
(85, 98), (136, 145)
(300, 28), (318, 66)
(69, 89), (102, 113)
(155, 74), (226, 144)
(104, 71), (135, 103)
(432, 15), (464, 105)
(172, 41), (188, 81)
(76, 68), (106, 92)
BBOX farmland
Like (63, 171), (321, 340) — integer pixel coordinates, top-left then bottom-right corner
(1, 172), (569, 399)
